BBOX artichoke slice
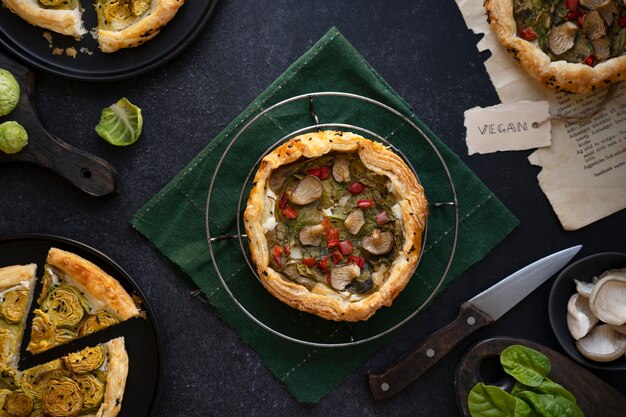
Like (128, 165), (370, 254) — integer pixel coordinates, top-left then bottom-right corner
(3, 391), (34, 417)
(41, 377), (83, 417)
(41, 286), (88, 328)
(63, 346), (105, 374)
(78, 311), (119, 337)
(19, 359), (64, 398)
(95, 97), (143, 146)
(28, 310), (56, 354)
(74, 373), (105, 410)
(0, 290), (29, 324)
(0, 330), (16, 367)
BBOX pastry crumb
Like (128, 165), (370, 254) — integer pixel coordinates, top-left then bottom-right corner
(42, 31), (53, 48)
(79, 47), (94, 56)
(52, 48), (64, 56)
(66, 47), (77, 58)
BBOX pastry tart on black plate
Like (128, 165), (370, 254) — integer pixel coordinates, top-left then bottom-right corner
(244, 131), (428, 322)
(485, 0), (626, 93)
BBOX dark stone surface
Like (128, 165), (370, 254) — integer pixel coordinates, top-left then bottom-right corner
(1, 0), (624, 415)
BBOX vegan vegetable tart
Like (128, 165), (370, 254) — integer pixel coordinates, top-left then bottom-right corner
(1, 0), (186, 52)
(485, 0), (626, 92)
(243, 131), (428, 322)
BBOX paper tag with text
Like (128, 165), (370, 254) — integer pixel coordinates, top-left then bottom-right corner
(464, 101), (551, 155)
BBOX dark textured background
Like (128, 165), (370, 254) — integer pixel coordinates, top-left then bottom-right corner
(1, 1), (624, 416)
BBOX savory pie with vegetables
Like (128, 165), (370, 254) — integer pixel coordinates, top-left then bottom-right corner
(1, 0), (185, 52)
(0, 264), (37, 368)
(485, 0), (626, 92)
(27, 248), (140, 354)
(244, 131), (428, 322)
(0, 337), (128, 417)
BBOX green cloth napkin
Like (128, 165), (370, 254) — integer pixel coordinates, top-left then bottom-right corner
(131, 27), (518, 403)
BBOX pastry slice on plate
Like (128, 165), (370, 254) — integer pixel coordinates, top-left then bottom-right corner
(1, 337), (128, 417)
(1, 0), (87, 38)
(0, 264), (37, 368)
(27, 248), (139, 354)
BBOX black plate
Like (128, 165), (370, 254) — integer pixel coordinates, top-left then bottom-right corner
(0, 1), (218, 81)
(548, 252), (626, 371)
(0, 234), (164, 417)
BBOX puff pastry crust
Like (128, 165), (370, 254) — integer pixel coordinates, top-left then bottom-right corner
(485, 0), (626, 93)
(1, 0), (86, 38)
(244, 131), (428, 322)
(97, 337), (129, 417)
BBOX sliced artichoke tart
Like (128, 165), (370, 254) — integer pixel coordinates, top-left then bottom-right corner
(485, 0), (626, 92)
(0, 264), (37, 368)
(244, 131), (428, 322)
(1, 337), (129, 417)
(27, 248), (140, 355)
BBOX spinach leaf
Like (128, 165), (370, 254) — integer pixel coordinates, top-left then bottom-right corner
(501, 345), (551, 387)
(515, 398), (540, 417)
(511, 380), (576, 404)
(517, 392), (584, 417)
(468, 383), (516, 417)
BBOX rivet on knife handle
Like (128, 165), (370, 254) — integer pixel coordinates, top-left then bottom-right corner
(368, 302), (493, 400)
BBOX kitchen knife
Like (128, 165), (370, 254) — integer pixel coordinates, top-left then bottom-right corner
(368, 245), (582, 400)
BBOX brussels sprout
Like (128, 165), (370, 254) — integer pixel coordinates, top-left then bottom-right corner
(78, 311), (119, 337)
(3, 392), (34, 417)
(74, 373), (105, 410)
(95, 97), (143, 146)
(63, 346), (104, 374)
(0, 289), (28, 323)
(42, 286), (88, 328)
(0, 121), (28, 155)
(41, 377), (83, 417)
(0, 69), (19, 117)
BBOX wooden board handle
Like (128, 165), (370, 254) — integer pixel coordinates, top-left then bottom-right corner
(368, 302), (493, 400)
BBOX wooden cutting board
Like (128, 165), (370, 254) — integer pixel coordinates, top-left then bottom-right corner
(455, 337), (626, 417)
(0, 51), (118, 196)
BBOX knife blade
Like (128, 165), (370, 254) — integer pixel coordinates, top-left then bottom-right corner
(368, 245), (582, 400)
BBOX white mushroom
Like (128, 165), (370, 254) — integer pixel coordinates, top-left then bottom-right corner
(330, 263), (361, 290)
(592, 37), (610, 61)
(582, 11), (607, 41)
(332, 158), (351, 183)
(344, 208), (365, 235)
(611, 323), (626, 336)
(598, 1), (619, 25)
(299, 224), (326, 246)
(268, 164), (297, 193)
(589, 272), (626, 326)
(567, 293), (599, 340)
(287, 175), (323, 205)
(576, 324), (626, 362)
(361, 229), (394, 256)
(580, 0), (611, 9)
(548, 22), (578, 55)
(574, 279), (595, 298)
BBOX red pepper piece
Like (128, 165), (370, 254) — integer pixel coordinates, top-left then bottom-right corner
(325, 273), (331, 286)
(518, 27), (537, 41)
(278, 193), (288, 210)
(332, 250), (344, 264)
(317, 255), (330, 272)
(306, 166), (331, 180)
(584, 55), (595, 66)
(375, 211), (391, 225)
(338, 240), (353, 255)
(283, 245), (291, 257)
(273, 255), (283, 268)
(302, 257), (316, 267)
(565, 0), (578, 10)
(619, 16), (626, 28)
(272, 245), (283, 257)
(357, 199), (374, 209)
(348, 255), (365, 269)
(577, 13), (585, 26)
(321, 217), (330, 229)
(566, 9), (582, 22)
(347, 182), (365, 195)
(326, 227), (339, 242)
(282, 206), (299, 219)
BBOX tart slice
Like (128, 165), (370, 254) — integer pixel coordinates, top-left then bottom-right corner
(244, 131), (428, 322)
(0, 264), (37, 368)
(94, 0), (186, 53)
(27, 248), (139, 354)
(1, 337), (128, 417)
(1, 0), (87, 38)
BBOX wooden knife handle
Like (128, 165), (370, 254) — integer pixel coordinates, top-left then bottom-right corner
(368, 302), (494, 400)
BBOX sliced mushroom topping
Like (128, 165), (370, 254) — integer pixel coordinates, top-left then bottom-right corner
(592, 37), (610, 61)
(344, 208), (365, 235)
(583, 11), (607, 41)
(576, 324), (626, 362)
(346, 277), (374, 294)
(332, 158), (351, 183)
(268, 164), (297, 193)
(281, 263), (302, 280)
(330, 263), (361, 290)
(574, 279), (595, 298)
(612, 323), (626, 336)
(299, 224), (326, 246)
(580, 0), (611, 10)
(597, 1), (619, 26)
(288, 175), (323, 205)
(589, 273), (626, 326)
(548, 22), (579, 55)
(361, 229), (394, 256)
(567, 294), (599, 340)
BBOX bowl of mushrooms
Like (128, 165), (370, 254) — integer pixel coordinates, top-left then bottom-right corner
(549, 252), (626, 370)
